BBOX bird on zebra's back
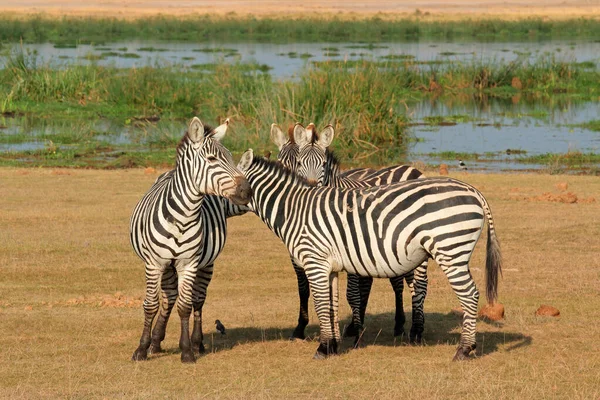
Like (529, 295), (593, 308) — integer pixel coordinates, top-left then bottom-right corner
(237, 149), (502, 361)
(279, 122), (428, 346)
(129, 116), (252, 364)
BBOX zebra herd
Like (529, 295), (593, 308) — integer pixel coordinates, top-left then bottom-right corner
(129, 117), (502, 363)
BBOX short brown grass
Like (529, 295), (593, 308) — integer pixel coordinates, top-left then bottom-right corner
(1, 0), (598, 19)
(1, 168), (599, 399)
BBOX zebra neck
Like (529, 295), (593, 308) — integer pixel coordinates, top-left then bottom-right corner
(248, 163), (310, 240)
(168, 166), (205, 221)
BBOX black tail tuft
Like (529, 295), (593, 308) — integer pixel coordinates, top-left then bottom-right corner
(485, 225), (502, 304)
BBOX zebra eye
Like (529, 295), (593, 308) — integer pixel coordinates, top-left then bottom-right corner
(207, 155), (217, 162)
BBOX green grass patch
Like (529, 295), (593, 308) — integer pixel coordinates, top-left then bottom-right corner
(193, 47), (238, 53)
(570, 120), (600, 132)
(136, 47), (169, 52)
(3, 15), (600, 43)
(426, 151), (481, 161)
(423, 115), (481, 125)
(118, 53), (142, 59)
(53, 43), (77, 49)
(345, 44), (389, 50)
(380, 54), (415, 60)
(517, 151), (600, 166)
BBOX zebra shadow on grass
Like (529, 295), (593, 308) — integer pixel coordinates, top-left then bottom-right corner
(338, 311), (532, 358)
(148, 311), (531, 360)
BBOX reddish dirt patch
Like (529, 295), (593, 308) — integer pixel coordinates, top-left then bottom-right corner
(479, 303), (505, 321)
(63, 292), (142, 308)
(536, 304), (560, 317)
(51, 170), (72, 176)
(144, 167), (157, 175)
(534, 191), (578, 203)
(439, 164), (449, 175)
(555, 182), (568, 191)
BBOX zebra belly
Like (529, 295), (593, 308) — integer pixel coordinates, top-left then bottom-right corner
(331, 247), (428, 278)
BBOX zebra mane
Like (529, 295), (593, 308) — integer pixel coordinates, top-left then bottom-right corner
(251, 155), (316, 188)
(176, 123), (215, 156)
(326, 148), (340, 168)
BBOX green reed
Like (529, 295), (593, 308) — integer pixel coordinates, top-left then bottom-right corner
(1, 52), (600, 168)
(2, 15), (600, 43)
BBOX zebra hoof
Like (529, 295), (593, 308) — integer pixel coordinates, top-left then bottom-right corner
(452, 344), (476, 361)
(131, 348), (148, 361)
(181, 351), (196, 364)
(313, 341), (338, 359)
(393, 328), (405, 338)
(198, 343), (206, 354)
(148, 343), (163, 354)
(289, 328), (306, 341)
(343, 323), (360, 338)
(409, 329), (423, 345)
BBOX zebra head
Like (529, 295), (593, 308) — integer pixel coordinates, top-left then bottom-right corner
(270, 123), (298, 171)
(178, 117), (252, 205)
(294, 123), (335, 186)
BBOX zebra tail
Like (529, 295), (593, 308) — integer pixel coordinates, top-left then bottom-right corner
(484, 209), (503, 305)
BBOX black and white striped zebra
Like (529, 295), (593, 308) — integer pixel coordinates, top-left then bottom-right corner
(276, 122), (429, 344)
(237, 150), (502, 360)
(130, 117), (252, 363)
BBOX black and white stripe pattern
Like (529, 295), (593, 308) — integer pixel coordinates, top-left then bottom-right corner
(130, 117), (251, 363)
(238, 151), (502, 360)
(286, 123), (428, 343)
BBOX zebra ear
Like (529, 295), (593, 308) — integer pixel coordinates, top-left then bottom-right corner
(238, 149), (254, 172)
(188, 117), (205, 143)
(293, 123), (308, 146)
(270, 124), (288, 150)
(318, 125), (335, 148)
(209, 118), (230, 142)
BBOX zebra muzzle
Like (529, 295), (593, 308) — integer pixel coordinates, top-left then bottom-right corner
(229, 176), (252, 205)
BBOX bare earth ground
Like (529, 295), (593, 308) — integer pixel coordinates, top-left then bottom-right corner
(1, 167), (599, 399)
(0, 0), (599, 19)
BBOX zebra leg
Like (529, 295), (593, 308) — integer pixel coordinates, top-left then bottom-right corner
(175, 265), (198, 363)
(149, 264), (178, 354)
(306, 262), (338, 359)
(291, 258), (310, 340)
(358, 276), (374, 327)
(437, 259), (479, 361)
(343, 273), (361, 338)
(389, 274), (406, 337)
(191, 264), (214, 355)
(132, 264), (163, 361)
(409, 262), (429, 344)
(330, 272), (341, 344)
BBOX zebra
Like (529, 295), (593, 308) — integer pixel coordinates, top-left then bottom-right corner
(129, 117), (252, 363)
(275, 122), (428, 344)
(237, 149), (502, 360)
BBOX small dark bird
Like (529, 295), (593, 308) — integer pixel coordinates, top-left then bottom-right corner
(458, 160), (468, 171)
(215, 319), (226, 335)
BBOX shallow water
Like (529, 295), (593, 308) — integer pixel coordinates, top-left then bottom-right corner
(408, 100), (600, 170)
(3, 39), (599, 78)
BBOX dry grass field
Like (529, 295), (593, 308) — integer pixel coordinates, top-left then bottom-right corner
(1, 167), (600, 399)
(1, 0), (598, 19)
